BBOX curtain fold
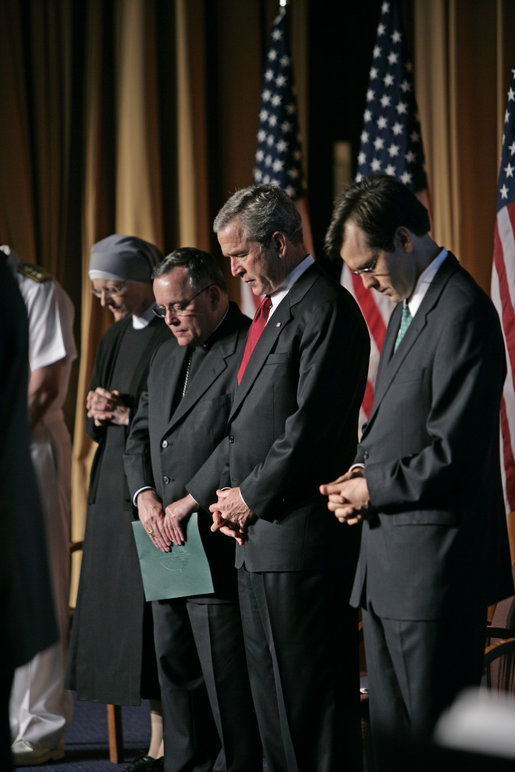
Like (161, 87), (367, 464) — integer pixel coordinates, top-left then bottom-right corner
(0, 2), (36, 261)
(115, 0), (164, 243)
(414, 0), (512, 293)
(0, 0), (74, 276)
(414, 0), (460, 256)
(176, 0), (210, 249)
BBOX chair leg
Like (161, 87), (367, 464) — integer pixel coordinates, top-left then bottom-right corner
(107, 704), (124, 763)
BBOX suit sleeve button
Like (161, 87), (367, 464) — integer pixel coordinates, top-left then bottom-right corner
(163, 475), (170, 484)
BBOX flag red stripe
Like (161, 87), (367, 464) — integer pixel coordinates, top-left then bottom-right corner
(493, 202), (515, 512)
(500, 393), (515, 512)
(493, 212), (515, 383)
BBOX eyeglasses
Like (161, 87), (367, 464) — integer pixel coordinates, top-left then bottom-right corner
(91, 282), (127, 298)
(350, 255), (379, 277)
(152, 284), (214, 318)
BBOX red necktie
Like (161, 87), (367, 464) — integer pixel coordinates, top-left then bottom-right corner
(237, 296), (272, 384)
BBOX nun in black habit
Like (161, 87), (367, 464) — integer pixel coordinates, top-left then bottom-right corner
(66, 235), (173, 771)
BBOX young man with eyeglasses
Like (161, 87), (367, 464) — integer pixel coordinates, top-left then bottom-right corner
(321, 175), (514, 770)
(124, 248), (262, 772)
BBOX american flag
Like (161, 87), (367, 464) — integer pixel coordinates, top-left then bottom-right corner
(244, 4), (313, 316)
(341, 0), (429, 425)
(490, 61), (515, 514)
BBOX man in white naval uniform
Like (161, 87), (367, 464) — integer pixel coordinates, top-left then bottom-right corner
(3, 246), (77, 766)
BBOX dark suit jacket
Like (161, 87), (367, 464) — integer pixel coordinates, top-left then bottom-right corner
(188, 263), (370, 580)
(350, 253), (514, 620)
(1, 259), (57, 670)
(123, 302), (251, 598)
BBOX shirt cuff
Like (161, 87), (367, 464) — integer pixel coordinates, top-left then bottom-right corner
(133, 486), (154, 506)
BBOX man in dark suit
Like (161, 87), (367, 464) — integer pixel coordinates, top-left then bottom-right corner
(321, 175), (514, 770)
(123, 248), (261, 772)
(186, 186), (370, 771)
(0, 254), (57, 771)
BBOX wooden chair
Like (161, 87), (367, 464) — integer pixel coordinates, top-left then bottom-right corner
(484, 626), (515, 694)
(484, 559), (515, 695)
(106, 704), (124, 763)
(69, 540), (124, 763)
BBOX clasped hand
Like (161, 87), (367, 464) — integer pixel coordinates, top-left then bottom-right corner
(86, 387), (130, 426)
(319, 469), (372, 525)
(209, 487), (254, 545)
(137, 491), (196, 552)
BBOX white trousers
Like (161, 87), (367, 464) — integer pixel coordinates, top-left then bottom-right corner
(9, 419), (73, 749)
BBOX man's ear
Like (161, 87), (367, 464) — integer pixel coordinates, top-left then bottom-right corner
(395, 226), (413, 252)
(208, 283), (222, 309)
(272, 231), (287, 257)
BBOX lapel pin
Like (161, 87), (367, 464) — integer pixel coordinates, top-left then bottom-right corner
(276, 322), (281, 328)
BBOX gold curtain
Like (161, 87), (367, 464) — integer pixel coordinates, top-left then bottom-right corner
(415, 0), (515, 294)
(175, 0), (211, 249)
(0, 0), (73, 277)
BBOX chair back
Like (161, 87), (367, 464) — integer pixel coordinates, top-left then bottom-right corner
(484, 561), (515, 694)
(484, 633), (515, 693)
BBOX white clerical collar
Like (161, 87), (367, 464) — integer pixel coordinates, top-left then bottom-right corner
(407, 248), (448, 318)
(268, 254), (314, 318)
(132, 304), (155, 329)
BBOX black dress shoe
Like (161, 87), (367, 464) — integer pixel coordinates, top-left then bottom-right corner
(125, 754), (164, 771)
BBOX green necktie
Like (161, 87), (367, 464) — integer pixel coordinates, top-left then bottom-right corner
(394, 302), (412, 352)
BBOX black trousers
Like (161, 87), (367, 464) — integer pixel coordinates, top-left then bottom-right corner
(238, 567), (362, 772)
(1, 668), (13, 772)
(152, 597), (262, 772)
(362, 600), (487, 772)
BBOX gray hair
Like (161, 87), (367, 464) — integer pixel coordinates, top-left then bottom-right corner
(152, 247), (227, 293)
(213, 185), (303, 246)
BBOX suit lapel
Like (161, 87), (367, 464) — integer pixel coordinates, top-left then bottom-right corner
(376, 301), (401, 373)
(163, 316), (240, 434)
(230, 264), (319, 417)
(363, 254), (460, 436)
(161, 346), (189, 434)
(169, 347), (228, 429)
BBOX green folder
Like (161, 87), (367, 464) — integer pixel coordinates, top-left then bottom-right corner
(131, 514), (214, 601)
